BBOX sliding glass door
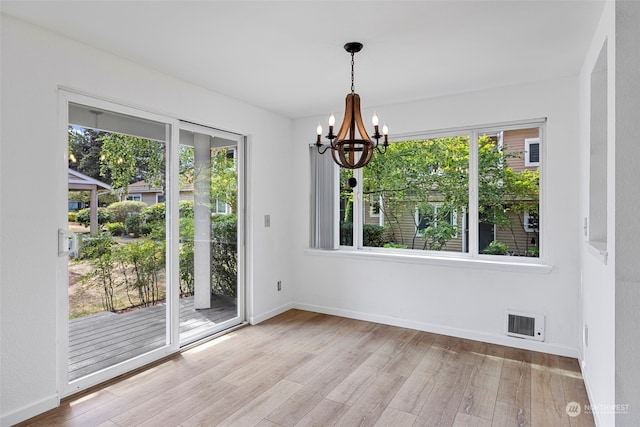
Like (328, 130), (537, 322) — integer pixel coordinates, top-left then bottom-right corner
(177, 123), (245, 346)
(60, 92), (244, 396)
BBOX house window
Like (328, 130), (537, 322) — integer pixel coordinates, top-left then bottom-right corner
(523, 211), (539, 233)
(315, 119), (544, 259)
(369, 195), (381, 217)
(212, 197), (229, 215)
(416, 204), (457, 238)
(126, 194), (142, 202)
(525, 137), (540, 166)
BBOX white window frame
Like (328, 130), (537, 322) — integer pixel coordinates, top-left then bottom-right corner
(525, 137), (540, 166)
(212, 196), (230, 215)
(319, 118), (547, 268)
(126, 193), (142, 202)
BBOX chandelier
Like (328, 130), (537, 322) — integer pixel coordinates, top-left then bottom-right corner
(315, 42), (388, 169)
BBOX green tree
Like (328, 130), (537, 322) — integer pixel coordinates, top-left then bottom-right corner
(99, 133), (164, 194)
(363, 136), (469, 248)
(210, 148), (237, 213)
(362, 134), (539, 252)
(68, 127), (111, 182)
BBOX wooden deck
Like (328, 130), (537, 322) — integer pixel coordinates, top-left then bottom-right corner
(69, 295), (237, 381)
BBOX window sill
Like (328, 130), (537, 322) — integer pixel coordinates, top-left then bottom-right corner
(586, 240), (608, 265)
(304, 248), (553, 274)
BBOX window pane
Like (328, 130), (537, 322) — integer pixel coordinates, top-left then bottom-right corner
(478, 128), (540, 257)
(339, 168), (354, 246)
(362, 136), (469, 252)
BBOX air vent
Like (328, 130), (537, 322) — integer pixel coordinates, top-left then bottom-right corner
(505, 310), (545, 341)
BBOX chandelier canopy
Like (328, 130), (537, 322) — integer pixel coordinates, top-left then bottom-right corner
(315, 42), (388, 169)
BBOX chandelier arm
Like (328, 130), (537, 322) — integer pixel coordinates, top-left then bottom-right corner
(375, 144), (388, 155)
(316, 143), (332, 155)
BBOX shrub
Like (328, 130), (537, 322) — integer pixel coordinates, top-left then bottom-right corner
(179, 200), (194, 219)
(145, 221), (165, 240)
(77, 232), (114, 260)
(211, 214), (236, 244)
(340, 222), (353, 246)
(143, 202), (165, 223)
(76, 207), (111, 227)
(526, 246), (540, 257)
(363, 224), (386, 247)
(104, 222), (126, 236)
(114, 239), (165, 307)
(124, 213), (144, 237)
(179, 217), (194, 242)
(211, 214), (237, 297)
(482, 240), (509, 255)
(106, 201), (146, 223)
(384, 242), (408, 249)
(68, 211), (77, 222)
(179, 241), (194, 296)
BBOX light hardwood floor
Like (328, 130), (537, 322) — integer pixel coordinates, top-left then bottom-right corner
(18, 310), (594, 427)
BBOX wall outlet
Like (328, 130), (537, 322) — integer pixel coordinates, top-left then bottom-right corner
(264, 214), (271, 227)
(277, 280), (282, 291)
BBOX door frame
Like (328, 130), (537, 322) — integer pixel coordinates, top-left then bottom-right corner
(175, 120), (246, 346)
(57, 89), (247, 398)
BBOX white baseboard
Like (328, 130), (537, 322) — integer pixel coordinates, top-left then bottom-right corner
(1, 394), (58, 427)
(293, 303), (578, 358)
(249, 302), (294, 325)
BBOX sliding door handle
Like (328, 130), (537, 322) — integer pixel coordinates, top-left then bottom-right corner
(58, 229), (78, 257)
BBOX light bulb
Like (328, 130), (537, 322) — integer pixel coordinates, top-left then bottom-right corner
(382, 123), (389, 135)
(372, 113), (379, 126)
(329, 113), (335, 127)
(316, 123), (323, 135)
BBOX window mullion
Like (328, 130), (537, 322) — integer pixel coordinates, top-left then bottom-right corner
(469, 131), (479, 256)
(354, 168), (364, 249)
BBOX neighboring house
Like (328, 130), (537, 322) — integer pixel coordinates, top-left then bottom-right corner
(68, 169), (112, 234)
(120, 180), (166, 205)
(122, 181), (230, 214)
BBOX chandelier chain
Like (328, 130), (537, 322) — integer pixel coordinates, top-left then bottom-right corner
(351, 52), (355, 94)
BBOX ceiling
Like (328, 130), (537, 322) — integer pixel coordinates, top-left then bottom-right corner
(1, 0), (605, 119)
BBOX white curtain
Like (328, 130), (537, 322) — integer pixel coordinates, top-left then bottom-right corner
(310, 147), (337, 249)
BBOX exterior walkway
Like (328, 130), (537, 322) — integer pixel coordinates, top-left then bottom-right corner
(69, 294), (237, 381)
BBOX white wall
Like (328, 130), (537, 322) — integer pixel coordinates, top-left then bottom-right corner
(291, 76), (582, 356)
(0, 15), (293, 425)
(579, 2), (616, 426)
(613, 1), (640, 426)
